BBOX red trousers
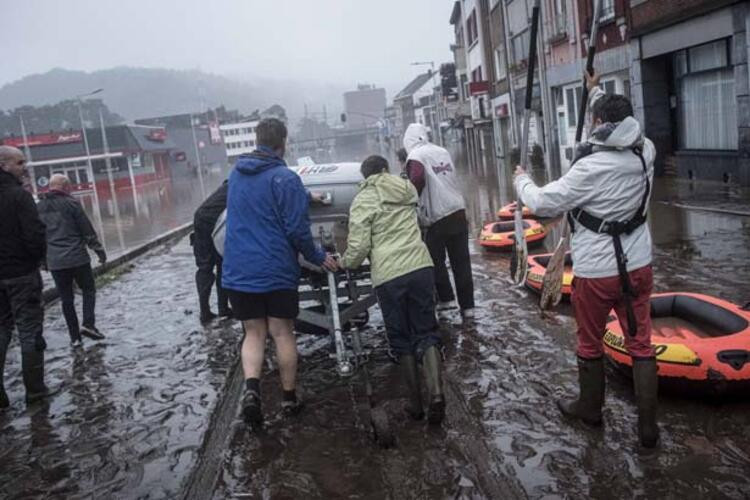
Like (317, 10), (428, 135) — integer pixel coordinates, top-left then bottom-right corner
(571, 265), (654, 359)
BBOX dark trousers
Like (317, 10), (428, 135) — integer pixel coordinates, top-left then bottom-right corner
(0, 270), (46, 356)
(425, 210), (475, 310)
(376, 267), (441, 358)
(51, 264), (96, 342)
(193, 230), (228, 315)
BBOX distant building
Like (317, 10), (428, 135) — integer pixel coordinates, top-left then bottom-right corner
(220, 118), (260, 164)
(2, 125), (175, 219)
(392, 72), (435, 140)
(343, 84), (387, 129)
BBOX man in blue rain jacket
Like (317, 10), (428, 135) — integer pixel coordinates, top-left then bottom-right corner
(222, 118), (337, 430)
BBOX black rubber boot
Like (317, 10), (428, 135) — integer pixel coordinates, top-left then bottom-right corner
(0, 343), (8, 409)
(421, 346), (445, 425)
(399, 355), (424, 420)
(632, 357), (659, 448)
(22, 351), (50, 404)
(556, 356), (605, 426)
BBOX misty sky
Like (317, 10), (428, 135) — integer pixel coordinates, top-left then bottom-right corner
(2, 0), (455, 91)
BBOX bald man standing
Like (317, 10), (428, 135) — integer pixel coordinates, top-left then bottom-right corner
(0, 146), (49, 408)
(38, 174), (107, 348)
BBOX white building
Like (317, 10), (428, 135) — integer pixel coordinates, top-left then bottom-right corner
(220, 119), (259, 163)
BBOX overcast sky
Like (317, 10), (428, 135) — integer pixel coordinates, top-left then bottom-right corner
(2, 0), (455, 90)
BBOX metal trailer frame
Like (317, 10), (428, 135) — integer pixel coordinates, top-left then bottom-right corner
(297, 241), (378, 376)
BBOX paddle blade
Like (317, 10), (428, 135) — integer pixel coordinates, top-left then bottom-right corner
(510, 210), (528, 284)
(540, 225), (570, 310)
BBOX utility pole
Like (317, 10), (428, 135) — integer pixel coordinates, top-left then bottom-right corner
(76, 91), (106, 248)
(99, 108), (125, 251)
(190, 113), (207, 199)
(18, 114), (37, 196)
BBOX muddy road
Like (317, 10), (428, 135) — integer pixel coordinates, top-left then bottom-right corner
(1, 148), (749, 499)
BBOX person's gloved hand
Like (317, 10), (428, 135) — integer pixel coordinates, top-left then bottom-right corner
(96, 250), (107, 265)
(321, 253), (338, 272)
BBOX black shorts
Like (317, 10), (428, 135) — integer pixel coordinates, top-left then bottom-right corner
(227, 289), (299, 320)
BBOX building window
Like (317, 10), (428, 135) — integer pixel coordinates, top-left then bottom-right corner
(599, 0), (615, 21)
(466, 9), (478, 46)
(471, 66), (484, 83)
(552, 0), (567, 36)
(495, 47), (507, 81)
(673, 38), (736, 150)
(565, 85), (583, 128)
(602, 80), (616, 94)
(507, 0), (531, 64)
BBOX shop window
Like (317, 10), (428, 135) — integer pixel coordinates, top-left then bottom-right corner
(673, 39), (737, 150)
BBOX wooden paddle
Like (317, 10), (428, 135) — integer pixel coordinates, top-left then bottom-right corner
(510, 0), (541, 285)
(539, 0), (602, 308)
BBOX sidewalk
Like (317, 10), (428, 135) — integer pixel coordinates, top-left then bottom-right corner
(0, 236), (240, 499)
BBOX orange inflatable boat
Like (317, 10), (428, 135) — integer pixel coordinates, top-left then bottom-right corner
(496, 203), (535, 220)
(478, 219), (547, 250)
(525, 252), (574, 297)
(604, 293), (750, 397)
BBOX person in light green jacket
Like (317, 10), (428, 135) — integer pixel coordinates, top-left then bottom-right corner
(340, 155), (446, 425)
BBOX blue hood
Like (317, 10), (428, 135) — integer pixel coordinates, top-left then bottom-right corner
(222, 145), (325, 293)
(235, 146), (285, 175)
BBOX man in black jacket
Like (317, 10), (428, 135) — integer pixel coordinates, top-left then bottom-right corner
(192, 181), (231, 323)
(38, 174), (107, 347)
(0, 146), (49, 407)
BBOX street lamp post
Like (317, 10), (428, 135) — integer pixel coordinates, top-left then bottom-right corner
(76, 90), (106, 249)
(98, 108), (125, 251)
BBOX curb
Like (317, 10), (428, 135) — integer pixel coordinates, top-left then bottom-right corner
(42, 222), (194, 305)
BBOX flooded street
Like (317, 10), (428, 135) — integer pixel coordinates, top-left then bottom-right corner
(2, 149), (749, 499)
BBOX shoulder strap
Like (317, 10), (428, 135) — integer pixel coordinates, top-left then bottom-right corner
(568, 148), (649, 236)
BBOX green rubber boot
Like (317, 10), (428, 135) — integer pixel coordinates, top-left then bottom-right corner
(632, 357), (660, 448)
(556, 356), (605, 426)
(400, 355), (424, 420)
(421, 346), (445, 425)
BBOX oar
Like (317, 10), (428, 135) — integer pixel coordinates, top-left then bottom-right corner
(539, 0), (602, 308)
(510, 0), (541, 285)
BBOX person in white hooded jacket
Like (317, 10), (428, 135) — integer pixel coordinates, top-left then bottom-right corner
(403, 123), (475, 321)
(514, 71), (659, 449)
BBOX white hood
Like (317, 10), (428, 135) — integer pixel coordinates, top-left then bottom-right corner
(403, 123), (429, 153)
(588, 116), (644, 149)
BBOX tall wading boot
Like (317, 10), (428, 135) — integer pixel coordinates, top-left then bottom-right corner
(421, 346), (445, 425)
(399, 355), (424, 420)
(0, 344), (8, 409)
(556, 357), (605, 426)
(632, 357), (660, 448)
(22, 351), (50, 404)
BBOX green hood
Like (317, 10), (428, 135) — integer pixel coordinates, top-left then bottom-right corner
(360, 173), (418, 206)
(342, 173), (433, 287)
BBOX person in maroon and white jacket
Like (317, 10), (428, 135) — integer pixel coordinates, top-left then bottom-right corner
(403, 123), (475, 321)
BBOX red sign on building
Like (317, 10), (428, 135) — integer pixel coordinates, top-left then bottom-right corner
(2, 131), (82, 148)
(469, 81), (490, 95)
(147, 128), (167, 142)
